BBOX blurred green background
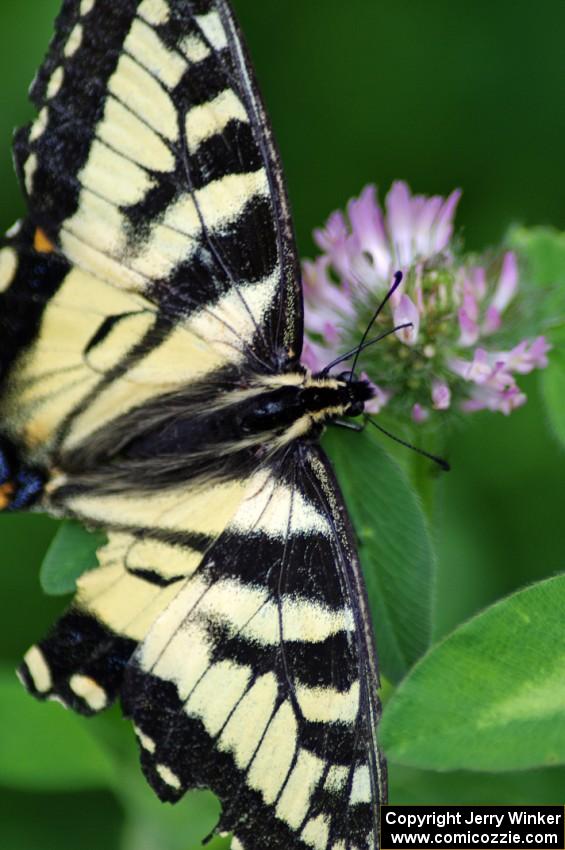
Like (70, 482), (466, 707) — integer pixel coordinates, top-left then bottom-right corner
(0, 1), (564, 848)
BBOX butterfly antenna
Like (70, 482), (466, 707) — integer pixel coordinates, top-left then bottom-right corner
(365, 416), (450, 471)
(349, 271), (404, 381)
(320, 323), (413, 375)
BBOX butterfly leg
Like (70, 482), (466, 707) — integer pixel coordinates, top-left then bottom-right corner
(331, 419), (366, 432)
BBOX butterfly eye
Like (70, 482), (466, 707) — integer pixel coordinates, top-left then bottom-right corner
(348, 399), (366, 417)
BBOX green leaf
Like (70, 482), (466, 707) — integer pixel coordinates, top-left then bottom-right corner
(380, 574), (565, 771)
(510, 227), (565, 449)
(510, 226), (565, 325)
(120, 785), (223, 850)
(117, 744), (223, 850)
(510, 225), (565, 290)
(323, 427), (435, 682)
(0, 667), (116, 791)
(540, 327), (565, 449)
(40, 520), (105, 596)
(0, 788), (122, 850)
(82, 710), (226, 850)
(390, 763), (565, 805)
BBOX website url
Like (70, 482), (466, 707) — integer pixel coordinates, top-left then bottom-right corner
(388, 832), (558, 846)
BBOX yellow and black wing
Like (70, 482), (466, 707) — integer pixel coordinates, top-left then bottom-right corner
(20, 445), (385, 850)
(15, 0), (301, 358)
(1, 0), (303, 733)
(1, 0), (302, 475)
(122, 445), (385, 850)
(2, 2), (387, 849)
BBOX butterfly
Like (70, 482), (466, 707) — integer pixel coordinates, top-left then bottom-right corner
(0, 1), (387, 848)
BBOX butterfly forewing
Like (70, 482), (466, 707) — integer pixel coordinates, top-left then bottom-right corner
(1, 2), (387, 849)
(16, 0), (301, 364)
(1, 0), (301, 460)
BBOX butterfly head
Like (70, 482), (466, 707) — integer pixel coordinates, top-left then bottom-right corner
(334, 371), (375, 417)
(300, 371), (375, 422)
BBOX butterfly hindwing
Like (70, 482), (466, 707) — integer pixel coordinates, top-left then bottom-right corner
(18, 467), (246, 711)
(122, 445), (385, 850)
(18, 531), (187, 714)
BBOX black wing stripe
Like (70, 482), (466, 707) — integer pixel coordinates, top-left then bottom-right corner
(137, 579), (359, 754)
(18, 0), (138, 232)
(146, 193), (279, 315)
(0, 223), (70, 382)
(206, 193), (279, 283)
(187, 118), (262, 189)
(50, 315), (173, 451)
(210, 626), (357, 693)
(205, 530), (354, 609)
(173, 47), (232, 109)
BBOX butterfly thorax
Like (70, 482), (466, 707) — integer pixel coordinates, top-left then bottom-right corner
(240, 371), (375, 442)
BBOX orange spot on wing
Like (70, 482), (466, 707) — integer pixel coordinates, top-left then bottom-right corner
(0, 482), (15, 510)
(34, 228), (55, 254)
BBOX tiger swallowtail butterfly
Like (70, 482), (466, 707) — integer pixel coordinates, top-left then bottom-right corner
(0, 1), (387, 848)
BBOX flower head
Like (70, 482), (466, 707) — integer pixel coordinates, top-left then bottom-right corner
(302, 181), (550, 421)
(312, 182), (460, 296)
